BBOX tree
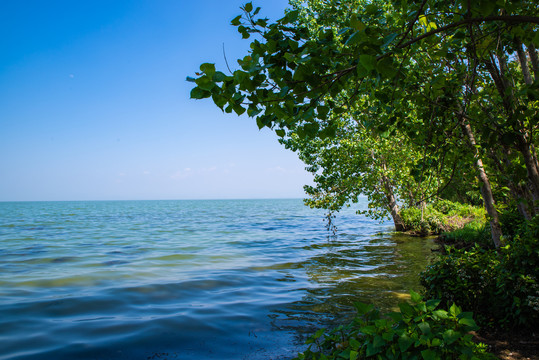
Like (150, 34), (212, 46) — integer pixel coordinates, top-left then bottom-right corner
(190, 0), (539, 248)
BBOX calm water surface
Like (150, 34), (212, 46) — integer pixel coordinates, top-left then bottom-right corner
(0, 199), (434, 359)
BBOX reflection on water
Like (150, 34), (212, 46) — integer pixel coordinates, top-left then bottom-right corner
(0, 200), (435, 360)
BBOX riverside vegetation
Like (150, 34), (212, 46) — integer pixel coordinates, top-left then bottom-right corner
(191, 0), (539, 358)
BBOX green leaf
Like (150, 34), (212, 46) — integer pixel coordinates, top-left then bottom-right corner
(360, 325), (377, 335)
(399, 334), (413, 352)
(431, 310), (448, 319)
(387, 312), (403, 322)
(282, 10), (299, 24)
(317, 105), (329, 119)
(420, 349), (438, 360)
(349, 350), (358, 360)
(366, 343), (381, 357)
(373, 335), (386, 348)
(314, 328), (325, 339)
(382, 33), (398, 48)
(212, 93), (227, 109)
(233, 104), (246, 115)
(186, 76), (197, 83)
(442, 330), (461, 345)
(458, 317), (478, 329)
(345, 31), (362, 46)
(410, 290), (422, 303)
(234, 70), (249, 83)
(200, 63), (216, 76)
(425, 299), (441, 311)
(354, 302), (374, 315)
(244, 2), (253, 12)
(365, 4), (378, 14)
(247, 106), (262, 117)
(359, 55), (376, 71)
(349, 338), (361, 351)
(418, 322), (431, 335)
(190, 87), (211, 99)
(231, 15), (242, 26)
(399, 302), (414, 316)
(350, 15), (366, 31)
(478, 0), (496, 16)
(449, 303), (461, 317)
(377, 57), (397, 78)
(195, 75), (215, 91)
(212, 71), (227, 82)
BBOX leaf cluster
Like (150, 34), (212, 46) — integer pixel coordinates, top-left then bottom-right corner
(294, 291), (493, 360)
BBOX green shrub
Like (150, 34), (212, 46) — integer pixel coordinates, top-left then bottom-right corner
(400, 207), (445, 235)
(400, 200), (485, 236)
(294, 291), (494, 360)
(420, 235), (539, 330)
(499, 206), (527, 240)
(431, 200), (484, 220)
(437, 221), (492, 249)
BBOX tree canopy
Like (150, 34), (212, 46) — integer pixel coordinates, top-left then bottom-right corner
(190, 0), (539, 248)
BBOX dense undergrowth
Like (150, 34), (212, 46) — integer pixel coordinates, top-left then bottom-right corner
(400, 200), (485, 236)
(294, 201), (539, 360)
(421, 212), (539, 331)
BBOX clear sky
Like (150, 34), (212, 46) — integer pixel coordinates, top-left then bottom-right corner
(0, 0), (313, 201)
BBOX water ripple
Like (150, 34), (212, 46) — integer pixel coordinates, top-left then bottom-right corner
(0, 199), (434, 360)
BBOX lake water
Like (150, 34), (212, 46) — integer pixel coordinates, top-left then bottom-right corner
(0, 199), (434, 360)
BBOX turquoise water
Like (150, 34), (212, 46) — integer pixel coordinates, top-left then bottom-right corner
(0, 199), (434, 359)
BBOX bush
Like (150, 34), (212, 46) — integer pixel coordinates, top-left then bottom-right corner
(420, 234), (539, 330)
(400, 200), (485, 236)
(400, 207), (445, 235)
(294, 291), (494, 360)
(436, 221), (492, 249)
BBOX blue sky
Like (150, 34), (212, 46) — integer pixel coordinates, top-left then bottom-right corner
(0, 0), (313, 201)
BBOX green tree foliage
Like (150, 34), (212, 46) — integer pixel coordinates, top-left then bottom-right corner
(190, 0), (539, 248)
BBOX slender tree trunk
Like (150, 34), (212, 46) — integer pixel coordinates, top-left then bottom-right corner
(515, 38), (533, 85)
(527, 43), (539, 81)
(485, 50), (539, 211)
(490, 147), (533, 220)
(517, 134), (539, 206)
(460, 118), (502, 248)
(381, 174), (405, 231)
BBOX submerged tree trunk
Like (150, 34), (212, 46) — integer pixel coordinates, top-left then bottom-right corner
(460, 118), (502, 248)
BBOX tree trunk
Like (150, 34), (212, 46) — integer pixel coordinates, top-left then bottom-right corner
(381, 174), (405, 231)
(527, 43), (539, 81)
(515, 38), (533, 85)
(517, 134), (539, 207)
(460, 118), (502, 248)
(485, 49), (539, 213)
(490, 147), (533, 220)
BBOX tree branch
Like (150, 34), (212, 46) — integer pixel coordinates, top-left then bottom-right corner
(397, 15), (539, 51)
